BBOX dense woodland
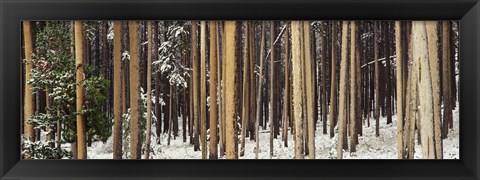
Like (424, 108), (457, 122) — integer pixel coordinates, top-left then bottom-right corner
(21, 20), (459, 159)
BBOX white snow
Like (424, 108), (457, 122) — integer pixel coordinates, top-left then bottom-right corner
(85, 102), (460, 159)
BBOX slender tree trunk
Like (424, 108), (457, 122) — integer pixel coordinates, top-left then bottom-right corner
(113, 21), (123, 159)
(225, 21), (238, 159)
(23, 21), (36, 144)
(240, 21), (250, 157)
(283, 25), (290, 147)
(144, 21), (153, 159)
(291, 21), (305, 159)
(412, 21), (435, 159)
(302, 21), (315, 159)
(394, 21), (404, 159)
(425, 21), (443, 159)
(374, 22), (380, 137)
(321, 22), (328, 135)
(329, 22), (338, 138)
(128, 21), (142, 159)
(200, 21), (208, 159)
(384, 22), (392, 125)
(269, 21), (275, 156)
(255, 22), (266, 159)
(441, 21), (452, 139)
(191, 21), (201, 151)
(337, 21), (349, 159)
(349, 21), (358, 152)
(74, 21), (87, 159)
(209, 21), (219, 159)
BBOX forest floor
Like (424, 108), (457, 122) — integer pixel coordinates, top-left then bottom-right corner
(85, 101), (459, 159)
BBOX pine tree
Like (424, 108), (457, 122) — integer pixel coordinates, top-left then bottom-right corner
(200, 21), (208, 159)
(337, 21), (349, 159)
(128, 21), (142, 159)
(225, 21), (238, 159)
(23, 21), (36, 144)
(112, 21), (123, 159)
(209, 21), (219, 159)
(291, 21), (305, 159)
(144, 21), (153, 159)
(74, 21), (87, 159)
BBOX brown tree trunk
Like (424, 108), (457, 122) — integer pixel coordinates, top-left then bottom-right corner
(329, 22), (338, 138)
(225, 21), (238, 159)
(200, 21), (208, 159)
(291, 21), (305, 159)
(349, 21), (358, 152)
(191, 21), (200, 151)
(337, 21), (349, 159)
(75, 21), (87, 159)
(128, 21), (142, 159)
(374, 22), (380, 137)
(113, 21), (123, 159)
(209, 21), (219, 159)
(441, 21), (452, 139)
(23, 21), (36, 144)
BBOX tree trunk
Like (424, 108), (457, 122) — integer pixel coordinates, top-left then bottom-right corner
(425, 21), (443, 159)
(209, 21), (219, 159)
(349, 21), (358, 152)
(283, 25), (290, 147)
(128, 21), (142, 159)
(441, 21), (452, 139)
(255, 22), (266, 159)
(74, 21), (87, 159)
(240, 21), (250, 157)
(200, 21), (208, 159)
(144, 21), (153, 159)
(302, 21), (315, 158)
(225, 21), (238, 159)
(291, 21), (305, 159)
(329, 22), (338, 138)
(374, 22), (380, 137)
(191, 21), (201, 151)
(321, 22), (328, 135)
(412, 21), (435, 159)
(23, 21), (36, 144)
(384, 22), (392, 125)
(113, 21), (123, 159)
(337, 21), (349, 159)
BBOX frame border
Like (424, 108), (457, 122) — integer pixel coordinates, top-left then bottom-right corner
(1, 0), (479, 179)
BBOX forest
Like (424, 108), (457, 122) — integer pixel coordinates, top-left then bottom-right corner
(21, 20), (459, 159)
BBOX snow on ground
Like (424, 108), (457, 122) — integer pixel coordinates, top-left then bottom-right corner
(87, 103), (459, 159)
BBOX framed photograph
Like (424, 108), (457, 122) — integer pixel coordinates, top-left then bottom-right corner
(1, 0), (479, 179)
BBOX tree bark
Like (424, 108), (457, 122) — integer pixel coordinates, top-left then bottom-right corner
(144, 21), (153, 159)
(23, 21), (36, 144)
(349, 21), (358, 152)
(200, 21), (208, 159)
(291, 21), (305, 159)
(441, 21), (452, 139)
(303, 21), (315, 159)
(329, 22), (338, 138)
(113, 21), (123, 159)
(209, 21), (219, 159)
(225, 21), (238, 159)
(74, 21), (87, 159)
(255, 22), (266, 159)
(191, 21), (201, 151)
(374, 22), (380, 137)
(128, 21), (142, 159)
(337, 21), (349, 159)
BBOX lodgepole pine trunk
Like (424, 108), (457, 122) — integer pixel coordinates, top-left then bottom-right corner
(209, 21), (219, 159)
(200, 21), (208, 159)
(337, 21), (349, 159)
(349, 21), (358, 152)
(329, 22), (338, 138)
(255, 22), (266, 159)
(374, 22), (380, 137)
(113, 21), (123, 159)
(394, 21), (404, 159)
(128, 21), (142, 159)
(144, 21), (153, 159)
(303, 21), (315, 159)
(291, 21), (305, 159)
(74, 21), (87, 159)
(23, 21), (36, 144)
(225, 21), (238, 159)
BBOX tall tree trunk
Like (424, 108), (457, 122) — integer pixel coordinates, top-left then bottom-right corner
(269, 21), (275, 156)
(255, 22), (266, 159)
(349, 21), (358, 152)
(412, 21), (435, 159)
(113, 21), (123, 159)
(128, 21), (142, 159)
(394, 21), (404, 159)
(321, 22), (328, 135)
(329, 22), (338, 138)
(374, 22), (380, 137)
(425, 21), (443, 159)
(200, 21), (208, 159)
(291, 21), (305, 159)
(283, 25), (290, 147)
(240, 21), (250, 157)
(441, 21), (452, 139)
(384, 22), (393, 125)
(144, 21), (153, 159)
(23, 21), (36, 144)
(209, 21), (219, 159)
(337, 21), (349, 159)
(225, 21), (238, 159)
(191, 21), (201, 151)
(303, 21), (315, 159)
(74, 21), (87, 159)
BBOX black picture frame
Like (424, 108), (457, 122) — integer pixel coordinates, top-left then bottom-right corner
(1, 0), (479, 179)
